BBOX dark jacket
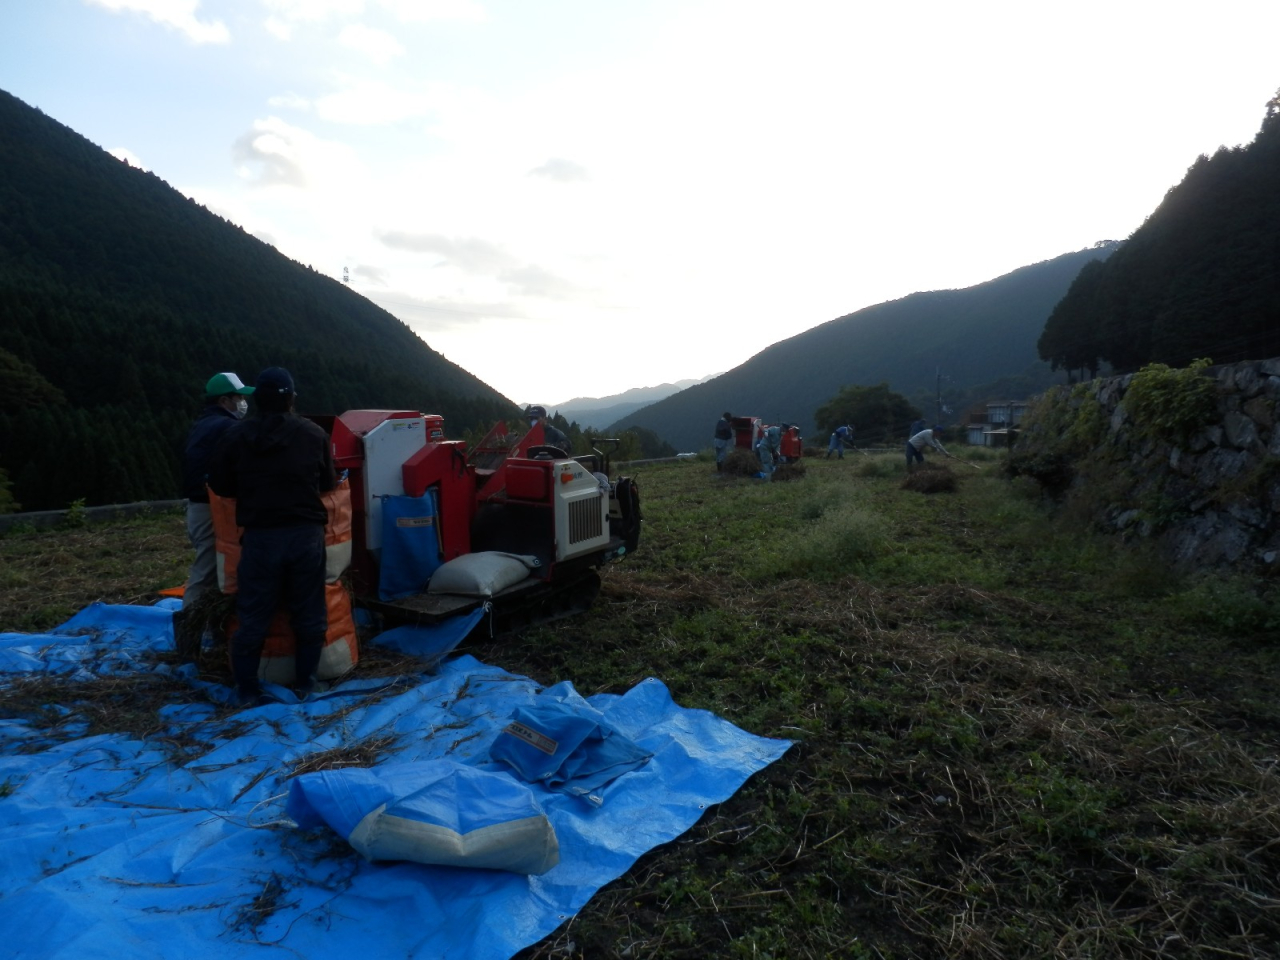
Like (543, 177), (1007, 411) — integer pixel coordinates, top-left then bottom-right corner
(714, 417), (732, 441)
(182, 404), (241, 503)
(543, 423), (571, 451)
(208, 413), (336, 528)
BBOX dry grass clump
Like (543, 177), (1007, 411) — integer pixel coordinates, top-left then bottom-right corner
(771, 462), (806, 482)
(902, 463), (958, 493)
(1, 670), (226, 761)
(286, 734), (402, 780)
(0, 511), (188, 633)
(174, 589), (236, 660)
(355, 643), (446, 678)
(721, 448), (761, 477)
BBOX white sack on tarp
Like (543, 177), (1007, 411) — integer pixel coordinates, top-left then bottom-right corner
(426, 552), (541, 597)
(286, 759), (559, 875)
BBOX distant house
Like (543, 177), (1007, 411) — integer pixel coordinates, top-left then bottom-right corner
(965, 400), (1030, 446)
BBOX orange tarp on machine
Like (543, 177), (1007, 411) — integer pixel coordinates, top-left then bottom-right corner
(208, 480), (357, 682)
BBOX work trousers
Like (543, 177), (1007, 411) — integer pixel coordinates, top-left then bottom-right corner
(757, 445), (777, 480)
(231, 524), (327, 697)
(183, 502), (217, 610)
(714, 437), (730, 464)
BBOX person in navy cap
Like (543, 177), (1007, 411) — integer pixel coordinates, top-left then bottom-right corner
(209, 367), (336, 703)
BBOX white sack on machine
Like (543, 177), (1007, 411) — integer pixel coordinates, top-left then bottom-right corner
(426, 552), (542, 598)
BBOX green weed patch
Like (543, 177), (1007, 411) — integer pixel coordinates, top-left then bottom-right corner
(2, 458), (1279, 958)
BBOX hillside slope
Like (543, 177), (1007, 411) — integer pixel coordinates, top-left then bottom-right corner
(1040, 101), (1280, 374)
(613, 246), (1114, 451)
(0, 89), (517, 509)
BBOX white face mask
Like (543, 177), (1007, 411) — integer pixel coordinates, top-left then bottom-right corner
(528, 418), (539, 427)
(234, 397), (249, 419)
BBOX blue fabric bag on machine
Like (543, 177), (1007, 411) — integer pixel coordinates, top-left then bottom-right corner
(379, 492), (444, 600)
(490, 698), (654, 805)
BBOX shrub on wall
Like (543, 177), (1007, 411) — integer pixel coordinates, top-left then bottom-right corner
(1123, 358), (1217, 445)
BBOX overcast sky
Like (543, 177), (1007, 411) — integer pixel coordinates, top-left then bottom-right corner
(4, 1), (1278, 406)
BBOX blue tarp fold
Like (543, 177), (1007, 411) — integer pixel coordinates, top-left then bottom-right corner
(0, 602), (791, 960)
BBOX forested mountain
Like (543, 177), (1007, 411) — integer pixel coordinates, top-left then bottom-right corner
(1039, 94), (1280, 375)
(611, 246), (1115, 452)
(0, 89), (518, 510)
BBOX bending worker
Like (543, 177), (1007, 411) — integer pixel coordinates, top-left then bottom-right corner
(757, 424), (782, 480)
(906, 424), (949, 472)
(826, 424), (854, 459)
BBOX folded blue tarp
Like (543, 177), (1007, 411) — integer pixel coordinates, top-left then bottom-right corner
(0, 602), (790, 960)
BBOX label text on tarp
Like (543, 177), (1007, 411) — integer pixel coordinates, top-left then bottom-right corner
(504, 721), (558, 755)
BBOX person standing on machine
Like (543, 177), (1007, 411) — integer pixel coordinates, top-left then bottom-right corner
(524, 404), (571, 453)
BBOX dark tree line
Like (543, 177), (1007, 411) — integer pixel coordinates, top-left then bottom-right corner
(0, 89), (524, 510)
(1039, 91), (1280, 376)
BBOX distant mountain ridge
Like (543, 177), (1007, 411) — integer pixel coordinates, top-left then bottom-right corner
(545, 376), (716, 429)
(610, 246), (1116, 452)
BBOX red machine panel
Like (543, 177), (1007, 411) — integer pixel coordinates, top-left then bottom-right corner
(331, 410), (422, 468)
(401, 440), (473, 562)
(732, 416), (763, 450)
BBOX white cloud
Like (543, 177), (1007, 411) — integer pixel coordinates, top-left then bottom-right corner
(267, 92), (311, 111)
(263, 17), (292, 40)
(262, 0), (365, 26)
(108, 147), (146, 169)
(497, 264), (586, 300)
(313, 76), (435, 125)
(377, 0), (486, 24)
(373, 231), (585, 302)
(231, 116), (358, 188)
(352, 264), (389, 285)
(360, 289), (531, 330)
(86, 0), (229, 43)
(338, 23), (404, 64)
(233, 125), (306, 187)
(528, 158), (589, 183)
(376, 231), (520, 274)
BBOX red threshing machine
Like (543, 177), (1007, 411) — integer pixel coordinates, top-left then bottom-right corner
(731, 416), (803, 463)
(311, 410), (641, 632)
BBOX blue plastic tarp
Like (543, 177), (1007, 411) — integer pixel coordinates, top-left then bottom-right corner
(0, 602), (791, 960)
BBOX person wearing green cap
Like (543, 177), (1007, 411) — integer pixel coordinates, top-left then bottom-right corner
(180, 372), (255, 615)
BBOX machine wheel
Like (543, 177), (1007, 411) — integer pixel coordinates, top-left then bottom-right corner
(615, 476), (642, 554)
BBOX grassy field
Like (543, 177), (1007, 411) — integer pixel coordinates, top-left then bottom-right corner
(3, 452), (1279, 958)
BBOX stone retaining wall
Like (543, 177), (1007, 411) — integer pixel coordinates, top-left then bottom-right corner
(1013, 357), (1280, 573)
